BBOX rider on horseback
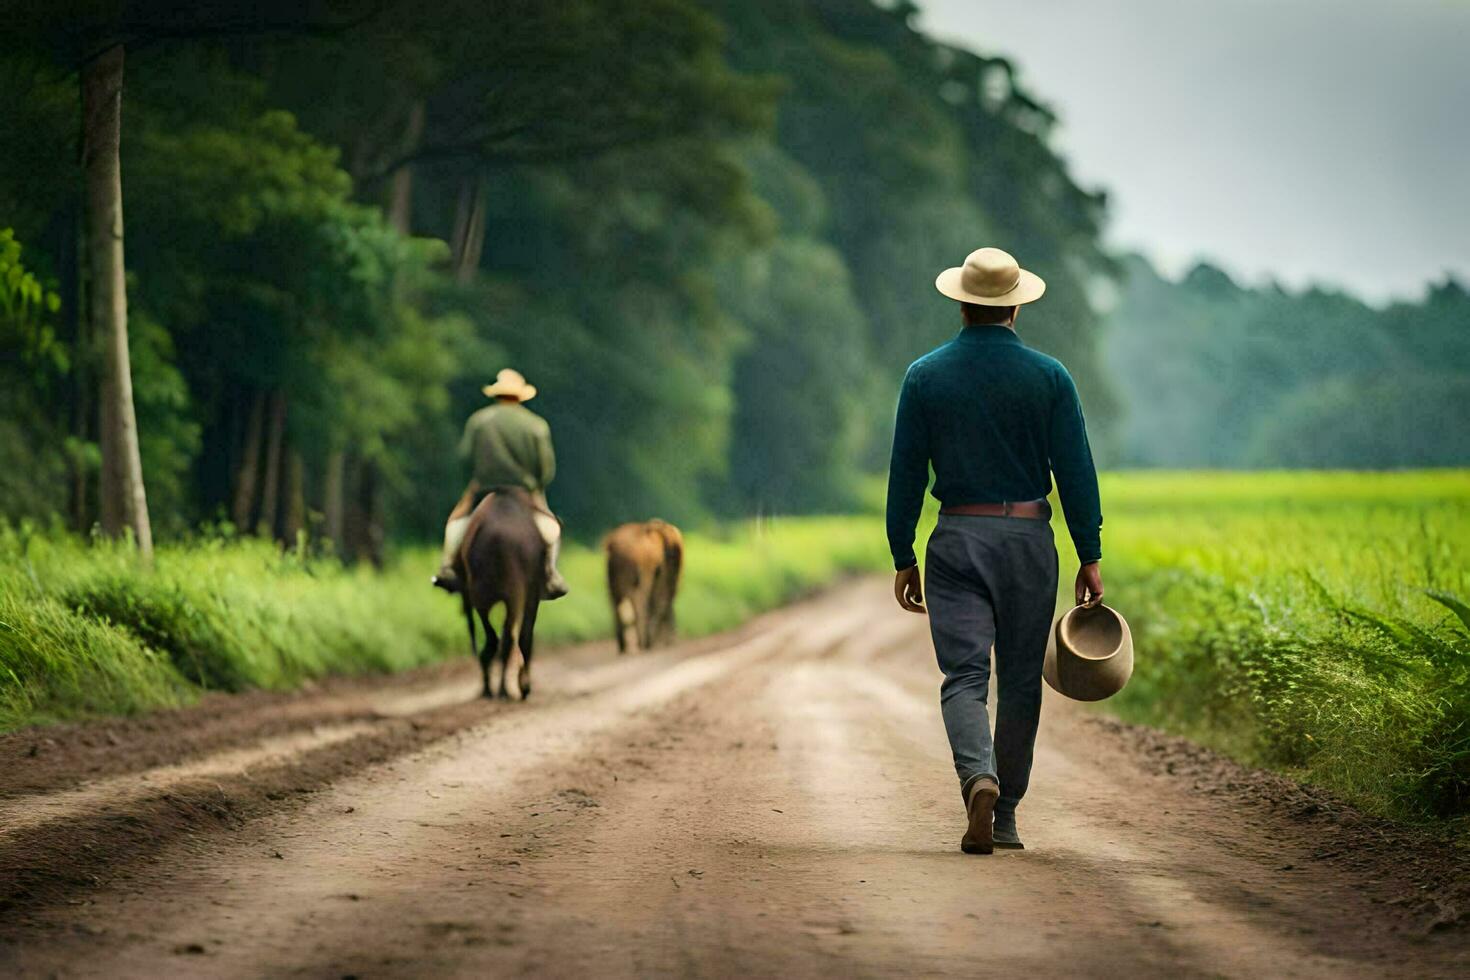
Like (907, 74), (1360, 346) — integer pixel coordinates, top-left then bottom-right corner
(433, 368), (569, 600)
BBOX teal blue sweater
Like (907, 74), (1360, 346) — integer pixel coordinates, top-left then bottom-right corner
(885, 325), (1103, 569)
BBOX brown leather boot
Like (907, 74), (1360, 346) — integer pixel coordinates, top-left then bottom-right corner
(961, 776), (1000, 855)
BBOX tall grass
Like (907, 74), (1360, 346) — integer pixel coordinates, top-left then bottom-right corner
(0, 515), (888, 732)
(1082, 471), (1470, 824)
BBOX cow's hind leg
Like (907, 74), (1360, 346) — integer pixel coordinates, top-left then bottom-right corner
(477, 608), (498, 699)
(615, 594), (638, 654)
(650, 567), (675, 647)
(635, 577), (656, 651)
(658, 597), (678, 647)
(517, 600), (539, 700)
(612, 594), (628, 654)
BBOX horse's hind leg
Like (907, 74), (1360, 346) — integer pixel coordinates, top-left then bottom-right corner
(517, 601), (539, 700)
(464, 601), (478, 660)
(477, 608), (498, 699)
(497, 604), (521, 700)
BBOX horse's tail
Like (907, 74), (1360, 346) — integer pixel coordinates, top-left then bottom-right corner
(499, 585), (525, 663)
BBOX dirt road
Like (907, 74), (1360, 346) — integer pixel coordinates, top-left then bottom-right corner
(1, 580), (1466, 978)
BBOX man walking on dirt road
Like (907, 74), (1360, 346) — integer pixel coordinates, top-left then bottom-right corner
(434, 368), (569, 600)
(886, 247), (1104, 854)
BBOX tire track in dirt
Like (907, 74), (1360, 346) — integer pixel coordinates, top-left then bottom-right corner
(0, 722), (377, 838)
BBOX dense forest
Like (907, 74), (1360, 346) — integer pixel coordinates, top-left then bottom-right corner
(1104, 256), (1470, 468)
(3, 0), (1462, 559)
(1, 0), (1113, 554)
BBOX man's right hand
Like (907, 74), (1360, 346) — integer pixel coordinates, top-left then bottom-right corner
(1075, 562), (1104, 607)
(894, 565), (926, 614)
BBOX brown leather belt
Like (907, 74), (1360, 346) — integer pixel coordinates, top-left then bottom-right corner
(939, 499), (1051, 519)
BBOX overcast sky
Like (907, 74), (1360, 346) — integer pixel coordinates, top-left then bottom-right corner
(915, 0), (1470, 303)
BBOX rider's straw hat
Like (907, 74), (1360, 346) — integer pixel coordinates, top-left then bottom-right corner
(1044, 602), (1134, 702)
(935, 247), (1046, 306)
(482, 369), (537, 402)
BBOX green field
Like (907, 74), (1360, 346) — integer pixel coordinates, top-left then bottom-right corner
(0, 516), (886, 732)
(1074, 471), (1470, 826)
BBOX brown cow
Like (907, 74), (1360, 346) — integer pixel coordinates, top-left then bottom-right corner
(604, 519), (683, 653)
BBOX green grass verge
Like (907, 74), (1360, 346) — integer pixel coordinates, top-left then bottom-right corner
(0, 516), (887, 733)
(1074, 471), (1470, 826)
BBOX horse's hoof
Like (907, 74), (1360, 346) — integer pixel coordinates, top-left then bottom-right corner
(481, 690), (494, 700)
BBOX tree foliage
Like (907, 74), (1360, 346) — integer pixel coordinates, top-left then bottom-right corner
(0, 229), (64, 369)
(0, 230), (71, 523)
(1105, 256), (1470, 469)
(1, 0), (1129, 546)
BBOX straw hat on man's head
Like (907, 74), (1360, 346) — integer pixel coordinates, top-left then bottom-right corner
(483, 368), (537, 402)
(1044, 602), (1133, 702)
(936, 247), (1046, 307)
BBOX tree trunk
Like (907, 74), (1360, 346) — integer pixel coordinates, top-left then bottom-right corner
(386, 100), (424, 236)
(448, 177), (473, 267)
(342, 455), (364, 563)
(231, 389), (266, 531)
(257, 391), (287, 537)
(281, 449), (306, 546)
(84, 43), (152, 559)
(322, 448), (346, 557)
(357, 461), (385, 569)
(449, 172), (487, 283)
(68, 202), (91, 533)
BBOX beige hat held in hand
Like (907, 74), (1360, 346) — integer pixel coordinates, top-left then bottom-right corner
(1043, 602), (1134, 702)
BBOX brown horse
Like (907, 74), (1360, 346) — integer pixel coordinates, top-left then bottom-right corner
(456, 488), (545, 699)
(604, 519), (683, 653)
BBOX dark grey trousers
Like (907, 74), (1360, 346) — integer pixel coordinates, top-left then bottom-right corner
(924, 514), (1058, 813)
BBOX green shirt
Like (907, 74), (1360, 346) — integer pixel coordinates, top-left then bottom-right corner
(459, 402), (556, 493)
(886, 324), (1103, 569)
